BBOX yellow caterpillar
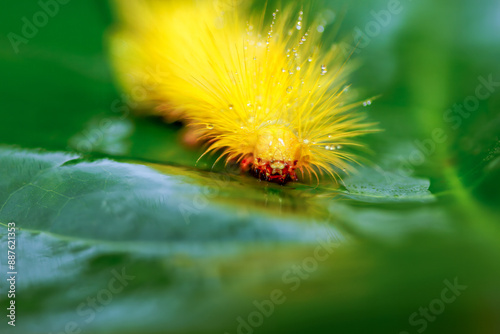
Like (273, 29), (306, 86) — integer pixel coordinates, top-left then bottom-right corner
(109, 0), (376, 184)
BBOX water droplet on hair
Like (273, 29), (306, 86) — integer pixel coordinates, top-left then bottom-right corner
(317, 25), (325, 33)
(228, 104), (233, 109)
(281, 68), (286, 73)
(363, 100), (372, 106)
(206, 124), (214, 130)
(296, 66), (301, 71)
(336, 145), (342, 149)
(321, 65), (327, 75)
(303, 139), (310, 144)
(286, 86), (293, 93)
(308, 57), (312, 62)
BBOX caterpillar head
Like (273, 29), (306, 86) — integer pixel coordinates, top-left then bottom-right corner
(250, 127), (306, 184)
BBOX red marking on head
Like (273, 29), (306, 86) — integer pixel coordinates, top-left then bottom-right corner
(247, 159), (298, 185)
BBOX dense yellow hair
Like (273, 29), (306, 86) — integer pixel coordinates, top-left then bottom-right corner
(109, 0), (376, 183)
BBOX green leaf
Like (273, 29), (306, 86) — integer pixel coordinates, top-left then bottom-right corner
(1, 146), (499, 334)
(341, 166), (434, 203)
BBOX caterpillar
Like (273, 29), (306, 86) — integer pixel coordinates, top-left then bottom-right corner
(109, 0), (377, 184)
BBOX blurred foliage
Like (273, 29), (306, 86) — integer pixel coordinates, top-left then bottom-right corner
(0, 0), (500, 333)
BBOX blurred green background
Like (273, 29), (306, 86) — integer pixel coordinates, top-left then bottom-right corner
(1, 0), (500, 333)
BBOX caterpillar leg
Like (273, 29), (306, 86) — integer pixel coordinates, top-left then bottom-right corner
(251, 159), (298, 185)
